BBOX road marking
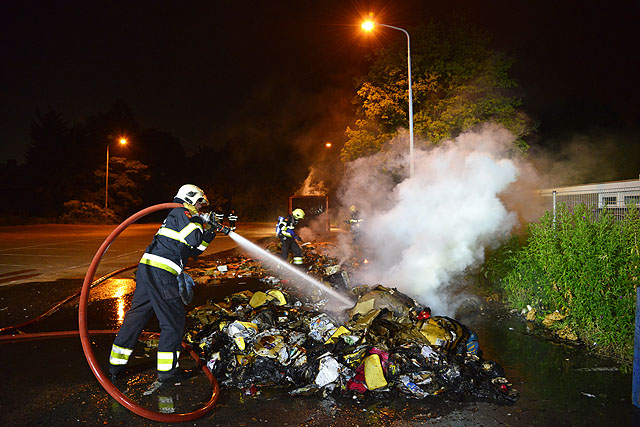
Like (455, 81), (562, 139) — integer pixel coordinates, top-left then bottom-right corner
(0, 238), (95, 252)
(0, 269), (37, 278)
(0, 273), (42, 284)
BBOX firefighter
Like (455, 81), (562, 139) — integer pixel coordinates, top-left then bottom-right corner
(214, 207), (225, 225)
(275, 208), (305, 265)
(108, 184), (230, 385)
(348, 205), (364, 239)
(228, 209), (238, 231)
(348, 205), (363, 231)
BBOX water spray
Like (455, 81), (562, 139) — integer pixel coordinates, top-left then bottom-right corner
(227, 232), (355, 308)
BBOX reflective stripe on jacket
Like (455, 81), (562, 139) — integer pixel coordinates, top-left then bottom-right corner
(140, 206), (215, 275)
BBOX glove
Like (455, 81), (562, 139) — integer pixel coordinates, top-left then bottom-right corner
(199, 212), (212, 223)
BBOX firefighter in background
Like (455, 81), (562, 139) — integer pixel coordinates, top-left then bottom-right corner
(108, 184), (230, 385)
(276, 208), (305, 265)
(214, 207), (225, 225)
(228, 209), (238, 231)
(348, 205), (363, 240)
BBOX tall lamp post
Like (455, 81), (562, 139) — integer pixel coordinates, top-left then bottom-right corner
(105, 137), (127, 209)
(361, 19), (414, 177)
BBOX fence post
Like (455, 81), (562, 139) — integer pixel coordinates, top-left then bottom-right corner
(552, 191), (557, 228)
(633, 286), (640, 407)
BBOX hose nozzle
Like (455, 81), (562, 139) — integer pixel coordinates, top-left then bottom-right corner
(213, 221), (231, 235)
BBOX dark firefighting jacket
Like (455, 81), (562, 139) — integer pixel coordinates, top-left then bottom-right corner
(139, 199), (216, 275)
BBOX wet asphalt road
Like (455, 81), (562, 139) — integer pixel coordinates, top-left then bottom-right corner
(0, 224), (639, 426)
(0, 222), (273, 286)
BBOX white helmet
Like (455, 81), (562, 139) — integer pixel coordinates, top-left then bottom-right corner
(175, 184), (209, 206)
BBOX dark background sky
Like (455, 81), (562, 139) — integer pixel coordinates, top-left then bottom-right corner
(2, 0), (639, 179)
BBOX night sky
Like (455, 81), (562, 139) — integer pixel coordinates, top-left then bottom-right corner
(2, 0), (639, 179)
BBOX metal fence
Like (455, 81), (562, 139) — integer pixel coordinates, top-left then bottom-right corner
(539, 178), (640, 221)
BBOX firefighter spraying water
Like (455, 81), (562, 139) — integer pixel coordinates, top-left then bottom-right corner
(227, 231), (355, 308)
(108, 184), (232, 386)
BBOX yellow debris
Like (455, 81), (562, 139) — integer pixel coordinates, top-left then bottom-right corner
(556, 325), (578, 341)
(249, 289), (287, 308)
(542, 311), (567, 327)
(325, 326), (350, 344)
(364, 354), (388, 390)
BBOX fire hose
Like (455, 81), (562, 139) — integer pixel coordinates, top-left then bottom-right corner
(77, 202), (220, 422)
(0, 264), (138, 334)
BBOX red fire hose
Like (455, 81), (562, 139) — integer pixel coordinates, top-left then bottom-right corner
(78, 202), (220, 422)
(0, 265), (137, 334)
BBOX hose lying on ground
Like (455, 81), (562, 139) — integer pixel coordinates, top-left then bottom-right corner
(0, 265), (137, 334)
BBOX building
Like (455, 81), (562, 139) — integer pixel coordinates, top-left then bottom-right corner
(539, 175), (640, 220)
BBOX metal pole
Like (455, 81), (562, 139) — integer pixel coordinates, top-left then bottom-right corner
(105, 144), (109, 209)
(552, 190), (557, 228)
(380, 24), (414, 177)
(633, 286), (640, 407)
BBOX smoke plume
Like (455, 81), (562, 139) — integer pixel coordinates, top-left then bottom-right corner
(339, 124), (535, 315)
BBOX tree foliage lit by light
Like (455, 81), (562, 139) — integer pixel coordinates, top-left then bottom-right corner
(342, 21), (531, 162)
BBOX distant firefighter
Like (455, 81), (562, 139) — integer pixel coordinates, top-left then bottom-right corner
(347, 205), (364, 243)
(275, 208), (305, 265)
(214, 207), (225, 224)
(348, 205), (363, 231)
(228, 209), (238, 231)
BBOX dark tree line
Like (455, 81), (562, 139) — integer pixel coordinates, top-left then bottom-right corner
(2, 100), (302, 223)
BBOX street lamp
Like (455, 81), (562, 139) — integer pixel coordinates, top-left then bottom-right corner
(361, 19), (414, 177)
(105, 137), (127, 209)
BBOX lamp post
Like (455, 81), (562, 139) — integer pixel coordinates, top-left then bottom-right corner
(105, 137), (127, 209)
(361, 20), (414, 177)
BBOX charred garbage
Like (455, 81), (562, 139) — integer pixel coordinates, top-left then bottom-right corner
(181, 244), (518, 404)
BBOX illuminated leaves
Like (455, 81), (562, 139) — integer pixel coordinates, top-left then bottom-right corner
(342, 22), (529, 162)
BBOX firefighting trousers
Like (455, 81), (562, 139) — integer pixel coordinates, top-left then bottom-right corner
(109, 263), (185, 374)
(280, 237), (303, 265)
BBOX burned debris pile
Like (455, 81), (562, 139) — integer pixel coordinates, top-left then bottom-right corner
(183, 244), (518, 404)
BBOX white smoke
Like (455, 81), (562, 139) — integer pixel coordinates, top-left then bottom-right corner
(339, 124), (526, 315)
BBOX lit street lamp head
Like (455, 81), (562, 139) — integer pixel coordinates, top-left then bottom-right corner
(119, 137), (127, 145)
(361, 20), (375, 32)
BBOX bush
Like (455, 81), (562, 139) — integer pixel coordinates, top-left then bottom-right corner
(484, 203), (640, 361)
(59, 200), (119, 224)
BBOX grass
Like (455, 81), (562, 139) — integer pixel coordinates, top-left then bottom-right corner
(483, 203), (640, 362)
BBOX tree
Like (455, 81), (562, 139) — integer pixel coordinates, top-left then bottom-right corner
(92, 156), (150, 219)
(20, 100), (195, 221)
(342, 21), (530, 162)
(135, 128), (187, 207)
(24, 108), (74, 216)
